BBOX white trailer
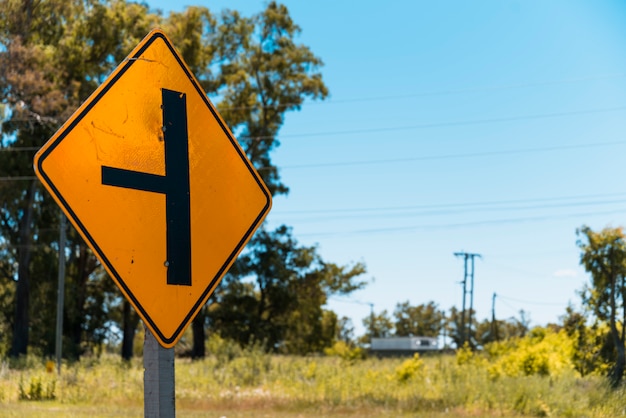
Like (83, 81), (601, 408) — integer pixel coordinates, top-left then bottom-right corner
(370, 337), (439, 356)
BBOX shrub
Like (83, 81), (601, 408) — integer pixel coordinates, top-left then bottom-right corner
(323, 341), (365, 362)
(456, 342), (475, 366)
(18, 375), (56, 401)
(394, 353), (424, 382)
(483, 327), (575, 379)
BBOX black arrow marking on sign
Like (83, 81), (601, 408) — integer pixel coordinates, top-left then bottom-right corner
(102, 88), (192, 286)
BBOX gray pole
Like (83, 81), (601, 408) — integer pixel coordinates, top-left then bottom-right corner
(144, 325), (175, 417)
(466, 253), (482, 345)
(455, 252), (481, 347)
(55, 212), (66, 375)
(468, 255), (475, 345)
(454, 252), (468, 345)
(491, 292), (498, 341)
(369, 302), (374, 338)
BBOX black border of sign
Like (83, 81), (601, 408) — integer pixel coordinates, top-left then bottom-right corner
(35, 31), (272, 346)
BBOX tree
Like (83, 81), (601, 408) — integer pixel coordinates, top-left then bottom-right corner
(1, 0), (333, 359)
(394, 301), (444, 338)
(513, 309), (531, 338)
(473, 313), (529, 348)
(560, 304), (610, 377)
(336, 316), (355, 344)
(1, 1), (65, 357)
(577, 225), (626, 387)
(207, 225), (366, 354)
(181, 2), (329, 357)
(362, 309), (394, 341)
(445, 306), (479, 348)
(120, 299), (140, 361)
(0, 0), (160, 358)
(212, 2), (328, 196)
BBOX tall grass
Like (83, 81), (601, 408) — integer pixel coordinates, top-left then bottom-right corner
(1, 337), (626, 417)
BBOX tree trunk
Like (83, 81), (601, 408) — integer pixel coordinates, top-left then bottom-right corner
(613, 343), (626, 388)
(121, 299), (138, 361)
(66, 243), (92, 359)
(191, 307), (206, 359)
(9, 181), (36, 357)
(609, 273), (624, 387)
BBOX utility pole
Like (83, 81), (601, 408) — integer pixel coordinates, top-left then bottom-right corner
(55, 212), (67, 375)
(454, 252), (468, 345)
(368, 302), (375, 339)
(454, 252), (481, 346)
(441, 310), (447, 349)
(467, 253), (481, 345)
(491, 292), (498, 341)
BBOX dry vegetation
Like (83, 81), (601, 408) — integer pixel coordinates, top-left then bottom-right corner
(1, 332), (626, 417)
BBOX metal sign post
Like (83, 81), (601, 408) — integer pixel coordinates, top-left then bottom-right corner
(144, 325), (175, 417)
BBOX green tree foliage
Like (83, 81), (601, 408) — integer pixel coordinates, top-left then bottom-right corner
(393, 301), (444, 338)
(446, 306), (476, 348)
(560, 304), (611, 377)
(211, 3), (328, 196)
(164, 2), (331, 357)
(362, 309), (394, 340)
(1, 0), (342, 359)
(208, 226), (366, 354)
(577, 225), (626, 387)
(1, 0), (158, 358)
(446, 305), (531, 350)
(473, 312), (532, 348)
(336, 316), (356, 344)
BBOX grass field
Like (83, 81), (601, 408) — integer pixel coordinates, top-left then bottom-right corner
(1, 345), (625, 417)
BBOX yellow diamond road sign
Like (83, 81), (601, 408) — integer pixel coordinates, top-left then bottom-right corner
(34, 29), (272, 348)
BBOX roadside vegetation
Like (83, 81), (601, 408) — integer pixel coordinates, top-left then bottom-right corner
(2, 331), (626, 418)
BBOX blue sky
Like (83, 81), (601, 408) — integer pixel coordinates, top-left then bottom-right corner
(147, 0), (626, 337)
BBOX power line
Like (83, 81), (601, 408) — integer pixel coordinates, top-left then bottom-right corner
(273, 191), (626, 216)
(292, 207), (626, 238)
(277, 139), (626, 170)
(498, 294), (566, 307)
(5, 71), (626, 138)
(243, 104), (626, 140)
(4, 73), (623, 119)
(3, 137), (626, 185)
(487, 262), (564, 281)
(275, 198), (626, 224)
(6, 137), (626, 179)
(9, 72), (617, 118)
(306, 73), (626, 106)
(8, 119), (626, 159)
(212, 73), (626, 111)
(498, 298), (524, 316)
(13, 102), (614, 141)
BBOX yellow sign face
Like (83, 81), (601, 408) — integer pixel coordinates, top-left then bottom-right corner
(34, 29), (272, 348)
